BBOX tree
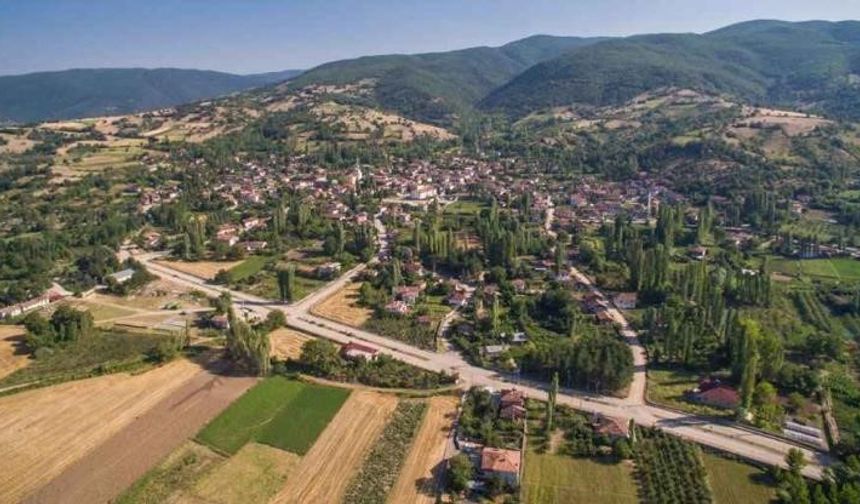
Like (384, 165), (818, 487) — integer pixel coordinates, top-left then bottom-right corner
(277, 264), (296, 303)
(447, 453), (474, 494)
(546, 372), (559, 433)
(300, 339), (343, 376)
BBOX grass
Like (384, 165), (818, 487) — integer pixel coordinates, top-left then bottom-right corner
(117, 442), (224, 504)
(0, 329), (167, 389)
(522, 449), (638, 504)
(196, 377), (349, 455)
(771, 257), (860, 281)
(228, 255), (271, 282)
(646, 366), (734, 417)
(443, 199), (486, 215)
(702, 452), (776, 504)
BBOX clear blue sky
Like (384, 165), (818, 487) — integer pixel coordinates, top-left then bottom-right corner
(1, 0), (859, 76)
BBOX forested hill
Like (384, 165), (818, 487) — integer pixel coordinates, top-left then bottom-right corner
(0, 67), (303, 123)
(285, 35), (607, 124)
(479, 20), (860, 119)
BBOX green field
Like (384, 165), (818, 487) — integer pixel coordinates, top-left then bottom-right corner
(646, 367), (734, 417)
(771, 257), (860, 281)
(228, 255), (271, 282)
(196, 377), (349, 455)
(522, 450), (638, 504)
(702, 453), (776, 504)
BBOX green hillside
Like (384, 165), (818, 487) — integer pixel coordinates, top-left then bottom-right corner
(480, 20), (860, 118)
(0, 67), (302, 123)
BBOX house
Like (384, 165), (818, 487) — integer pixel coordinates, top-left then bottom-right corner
(241, 240), (268, 253)
(500, 403), (527, 422)
(613, 292), (637, 310)
(394, 285), (423, 305)
(510, 331), (528, 345)
(688, 246), (708, 261)
(341, 341), (380, 361)
(480, 447), (522, 485)
(690, 384), (740, 409)
(216, 225), (240, 246)
(482, 344), (509, 358)
(142, 231), (162, 249)
(385, 300), (411, 316)
(511, 279), (527, 294)
(108, 268), (136, 285)
(0, 294), (53, 320)
(499, 389), (526, 409)
(242, 217), (265, 231)
(591, 413), (631, 439)
(211, 315), (230, 330)
(446, 291), (469, 308)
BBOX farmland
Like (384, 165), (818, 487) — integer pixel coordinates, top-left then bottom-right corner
(771, 257), (860, 281)
(343, 400), (428, 503)
(633, 428), (713, 503)
(0, 358), (203, 502)
(310, 281), (373, 327)
(157, 259), (243, 280)
(0, 325), (27, 380)
(701, 452), (775, 504)
(272, 390), (399, 503)
(521, 450), (639, 504)
(191, 442), (301, 503)
(196, 377), (349, 455)
(389, 395), (459, 504)
(227, 255), (271, 282)
(269, 328), (314, 360)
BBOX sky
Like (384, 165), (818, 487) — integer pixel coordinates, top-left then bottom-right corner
(1, 0), (860, 76)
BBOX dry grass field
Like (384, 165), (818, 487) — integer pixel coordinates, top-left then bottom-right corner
(0, 326), (28, 380)
(389, 396), (459, 504)
(0, 359), (202, 502)
(191, 443), (301, 504)
(269, 328), (314, 360)
(157, 259), (243, 280)
(310, 282), (372, 327)
(271, 391), (398, 504)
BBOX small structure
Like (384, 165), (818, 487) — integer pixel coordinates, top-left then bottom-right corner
(241, 240), (268, 253)
(394, 285), (422, 305)
(480, 447), (522, 485)
(482, 344), (509, 358)
(688, 246), (708, 261)
(510, 331), (528, 345)
(613, 292), (637, 310)
(591, 413), (631, 439)
(446, 290), (469, 308)
(108, 268), (136, 285)
(341, 341), (380, 361)
(384, 300), (411, 316)
(0, 294), (52, 320)
(211, 314), (230, 330)
(690, 383), (740, 409)
(316, 262), (342, 279)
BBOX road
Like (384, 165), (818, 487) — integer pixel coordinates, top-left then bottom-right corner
(135, 219), (833, 479)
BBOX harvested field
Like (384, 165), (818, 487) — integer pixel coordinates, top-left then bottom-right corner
(0, 359), (203, 502)
(157, 259), (243, 280)
(116, 441), (224, 504)
(23, 356), (258, 504)
(0, 325), (28, 380)
(389, 396), (459, 504)
(270, 328), (314, 360)
(272, 391), (398, 504)
(310, 282), (372, 327)
(191, 442), (301, 504)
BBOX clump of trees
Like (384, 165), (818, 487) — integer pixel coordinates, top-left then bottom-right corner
(24, 305), (94, 351)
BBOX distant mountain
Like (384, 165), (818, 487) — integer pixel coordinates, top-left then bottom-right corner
(480, 20), (860, 118)
(287, 35), (607, 123)
(0, 67), (303, 123)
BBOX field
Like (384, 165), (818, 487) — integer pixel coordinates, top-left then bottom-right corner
(646, 366), (734, 417)
(522, 450), (638, 504)
(196, 377), (349, 455)
(117, 441), (225, 504)
(702, 453), (775, 504)
(272, 390), (399, 504)
(388, 396), (459, 504)
(157, 259), (243, 280)
(310, 281), (373, 327)
(270, 328), (314, 360)
(0, 359), (203, 502)
(0, 325), (28, 380)
(771, 257), (860, 280)
(0, 329), (168, 389)
(228, 255), (271, 282)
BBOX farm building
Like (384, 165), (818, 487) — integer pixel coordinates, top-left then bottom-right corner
(108, 268), (136, 284)
(613, 292), (637, 310)
(341, 341), (380, 361)
(690, 384), (740, 409)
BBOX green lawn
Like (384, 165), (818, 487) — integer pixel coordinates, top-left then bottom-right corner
(196, 377), (349, 455)
(702, 452), (776, 504)
(771, 258), (860, 281)
(443, 199), (486, 215)
(522, 449), (638, 504)
(228, 255), (271, 282)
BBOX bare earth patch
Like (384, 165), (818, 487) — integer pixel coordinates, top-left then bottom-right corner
(157, 260), (243, 280)
(389, 396), (459, 504)
(270, 328), (314, 361)
(0, 359), (203, 502)
(310, 282), (372, 327)
(0, 326), (28, 380)
(271, 391), (398, 504)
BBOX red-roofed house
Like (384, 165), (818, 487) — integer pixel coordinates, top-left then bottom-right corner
(341, 341), (380, 361)
(480, 447), (522, 485)
(691, 385), (740, 409)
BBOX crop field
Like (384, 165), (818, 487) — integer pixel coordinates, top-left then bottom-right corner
(117, 441), (225, 504)
(792, 291), (833, 331)
(0, 359), (202, 502)
(522, 449), (638, 504)
(646, 366), (734, 417)
(196, 377), (349, 455)
(388, 396), (458, 504)
(0, 325), (28, 380)
(228, 255), (271, 282)
(272, 390), (399, 504)
(157, 259), (243, 280)
(702, 453), (775, 504)
(771, 257), (860, 280)
(633, 428), (713, 504)
(343, 401), (427, 503)
(310, 281), (373, 327)
(269, 328), (314, 360)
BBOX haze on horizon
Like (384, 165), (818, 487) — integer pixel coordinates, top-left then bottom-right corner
(1, 0), (859, 77)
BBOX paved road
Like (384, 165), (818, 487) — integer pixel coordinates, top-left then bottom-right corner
(136, 232), (833, 479)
